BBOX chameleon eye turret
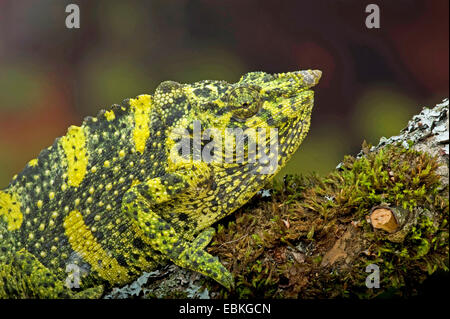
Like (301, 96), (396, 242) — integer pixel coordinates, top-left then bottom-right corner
(227, 85), (262, 121)
(0, 70), (321, 297)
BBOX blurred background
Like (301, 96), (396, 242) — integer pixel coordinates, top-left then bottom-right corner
(0, 0), (448, 188)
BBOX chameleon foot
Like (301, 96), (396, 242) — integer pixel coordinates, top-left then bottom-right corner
(177, 227), (234, 290)
(123, 189), (234, 289)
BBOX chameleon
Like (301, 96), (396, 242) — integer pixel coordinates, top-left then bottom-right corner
(0, 69), (321, 298)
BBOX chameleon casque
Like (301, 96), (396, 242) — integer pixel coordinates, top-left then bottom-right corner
(0, 70), (321, 298)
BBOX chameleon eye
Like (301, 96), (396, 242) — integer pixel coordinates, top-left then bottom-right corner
(227, 86), (261, 121)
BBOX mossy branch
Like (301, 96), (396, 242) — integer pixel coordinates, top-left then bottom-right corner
(106, 99), (449, 299)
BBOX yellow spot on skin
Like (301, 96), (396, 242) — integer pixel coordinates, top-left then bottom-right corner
(28, 159), (38, 167)
(104, 110), (116, 121)
(131, 179), (140, 187)
(63, 210), (131, 284)
(0, 191), (23, 231)
(61, 126), (89, 187)
(129, 94), (152, 154)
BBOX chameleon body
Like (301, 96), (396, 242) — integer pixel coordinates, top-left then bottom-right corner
(0, 70), (321, 298)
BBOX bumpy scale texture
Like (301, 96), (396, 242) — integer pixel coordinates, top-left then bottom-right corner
(0, 70), (321, 298)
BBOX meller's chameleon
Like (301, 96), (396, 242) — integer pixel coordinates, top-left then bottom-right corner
(0, 70), (321, 298)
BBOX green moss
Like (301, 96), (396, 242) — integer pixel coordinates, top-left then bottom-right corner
(206, 143), (448, 298)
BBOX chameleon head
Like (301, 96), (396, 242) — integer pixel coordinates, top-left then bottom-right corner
(227, 70), (322, 170)
(165, 70), (321, 173)
(231, 70), (321, 125)
(161, 69), (321, 223)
